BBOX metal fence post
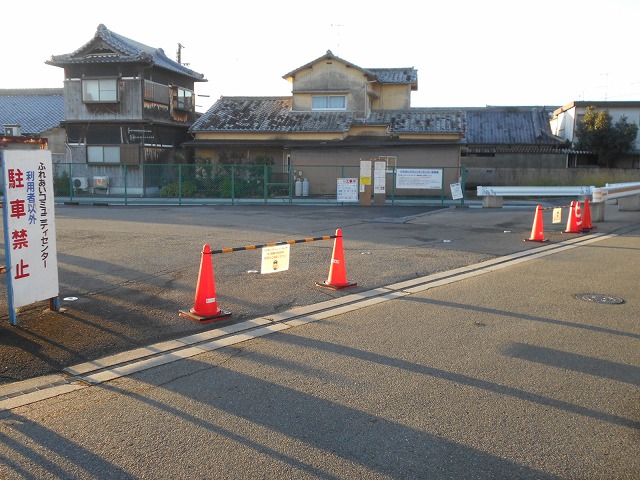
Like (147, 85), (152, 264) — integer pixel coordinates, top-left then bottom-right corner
(68, 162), (74, 201)
(263, 164), (268, 204)
(178, 164), (183, 205)
(124, 164), (128, 205)
(231, 165), (235, 205)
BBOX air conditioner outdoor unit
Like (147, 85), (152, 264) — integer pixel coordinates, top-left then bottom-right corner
(92, 176), (109, 189)
(92, 176), (110, 194)
(72, 177), (88, 190)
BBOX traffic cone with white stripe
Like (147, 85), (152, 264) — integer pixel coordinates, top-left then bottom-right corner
(180, 244), (231, 323)
(524, 205), (547, 242)
(563, 201), (583, 234)
(316, 229), (357, 290)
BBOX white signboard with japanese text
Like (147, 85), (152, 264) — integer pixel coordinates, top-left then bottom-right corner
(396, 168), (443, 190)
(261, 244), (290, 274)
(359, 160), (372, 186)
(374, 161), (386, 194)
(2, 150), (59, 312)
(337, 178), (359, 202)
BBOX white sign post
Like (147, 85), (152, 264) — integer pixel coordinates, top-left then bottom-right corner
(2, 150), (60, 325)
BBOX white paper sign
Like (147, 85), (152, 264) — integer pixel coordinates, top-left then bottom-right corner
(396, 168), (443, 189)
(2, 150), (59, 308)
(374, 162), (386, 194)
(337, 178), (359, 202)
(450, 182), (463, 200)
(261, 244), (290, 274)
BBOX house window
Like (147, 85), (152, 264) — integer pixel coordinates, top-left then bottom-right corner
(83, 79), (118, 102)
(175, 88), (193, 110)
(312, 95), (346, 111)
(88, 146), (120, 163)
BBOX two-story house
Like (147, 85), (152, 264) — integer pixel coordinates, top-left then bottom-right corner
(187, 51), (566, 198)
(551, 101), (640, 168)
(46, 24), (206, 195)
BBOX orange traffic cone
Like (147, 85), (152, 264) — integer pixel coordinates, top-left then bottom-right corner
(563, 201), (583, 234)
(316, 228), (357, 290)
(179, 244), (231, 323)
(524, 205), (548, 242)
(582, 197), (595, 231)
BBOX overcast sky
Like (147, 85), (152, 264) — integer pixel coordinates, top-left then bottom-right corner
(3, 0), (639, 112)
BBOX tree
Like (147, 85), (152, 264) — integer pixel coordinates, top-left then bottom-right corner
(575, 106), (639, 167)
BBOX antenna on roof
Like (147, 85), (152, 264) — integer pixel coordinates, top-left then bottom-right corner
(331, 24), (344, 52)
(176, 43), (190, 66)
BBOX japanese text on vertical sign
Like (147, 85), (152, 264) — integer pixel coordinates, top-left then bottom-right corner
(2, 150), (59, 310)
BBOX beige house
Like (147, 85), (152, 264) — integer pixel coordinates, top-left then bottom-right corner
(187, 51), (569, 198)
(187, 51), (465, 197)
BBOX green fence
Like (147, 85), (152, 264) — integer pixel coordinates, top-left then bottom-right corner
(52, 163), (467, 206)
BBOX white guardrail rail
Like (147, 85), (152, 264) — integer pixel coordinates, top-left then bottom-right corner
(476, 186), (592, 197)
(477, 183), (640, 202)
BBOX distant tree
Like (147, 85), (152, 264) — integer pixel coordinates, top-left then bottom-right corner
(575, 106), (639, 167)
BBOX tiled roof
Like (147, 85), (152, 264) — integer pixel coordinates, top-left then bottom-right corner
(0, 89), (64, 135)
(282, 51), (417, 87)
(464, 107), (562, 144)
(366, 68), (418, 86)
(189, 98), (565, 147)
(361, 109), (465, 134)
(47, 24), (205, 81)
(190, 97), (353, 133)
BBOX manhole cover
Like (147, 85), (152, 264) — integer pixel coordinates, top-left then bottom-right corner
(575, 294), (625, 305)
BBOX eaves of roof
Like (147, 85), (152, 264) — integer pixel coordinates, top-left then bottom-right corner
(46, 24), (206, 82)
(191, 99), (565, 148)
(184, 136), (463, 149)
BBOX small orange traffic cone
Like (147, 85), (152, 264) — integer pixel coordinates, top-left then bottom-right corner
(524, 205), (548, 242)
(582, 197), (595, 231)
(179, 244), (231, 323)
(316, 228), (357, 290)
(563, 201), (583, 234)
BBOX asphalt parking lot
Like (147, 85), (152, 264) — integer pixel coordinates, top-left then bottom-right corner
(0, 200), (638, 385)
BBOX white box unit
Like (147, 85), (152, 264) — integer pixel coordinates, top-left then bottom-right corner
(72, 177), (88, 190)
(92, 176), (110, 194)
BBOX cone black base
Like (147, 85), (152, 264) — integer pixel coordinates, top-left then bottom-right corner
(315, 281), (357, 291)
(179, 309), (232, 323)
(523, 238), (548, 243)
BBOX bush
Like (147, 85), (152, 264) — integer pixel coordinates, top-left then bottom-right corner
(54, 170), (71, 196)
(160, 180), (198, 198)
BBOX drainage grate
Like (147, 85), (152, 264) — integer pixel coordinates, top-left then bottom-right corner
(575, 293), (625, 305)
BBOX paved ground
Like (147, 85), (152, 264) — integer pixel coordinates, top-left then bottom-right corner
(0, 200), (638, 478)
(0, 200), (637, 388)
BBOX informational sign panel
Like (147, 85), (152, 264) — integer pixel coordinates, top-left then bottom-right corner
(359, 160), (372, 186)
(2, 150), (59, 320)
(337, 178), (359, 202)
(261, 244), (290, 274)
(553, 207), (563, 224)
(374, 161), (386, 194)
(450, 182), (463, 200)
(396, 168), (443, 189)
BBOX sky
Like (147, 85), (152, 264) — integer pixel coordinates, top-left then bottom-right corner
(3, 0), (639, 113)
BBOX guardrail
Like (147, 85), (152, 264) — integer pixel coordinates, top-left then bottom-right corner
(477, 183), (640, 214)
(597, 182), (640, 201)
(476, 186), (593, 197)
